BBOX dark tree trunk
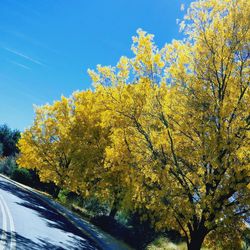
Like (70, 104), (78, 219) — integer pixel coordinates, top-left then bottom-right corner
(109, 195), (120, 218)
(187, 229), (207, 250)
(109, 206), (118, 218)
(52, 186), (61, 199)
(187, 238), (203, 250)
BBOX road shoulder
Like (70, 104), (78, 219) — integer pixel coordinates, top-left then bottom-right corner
(0, 174), (132, 250)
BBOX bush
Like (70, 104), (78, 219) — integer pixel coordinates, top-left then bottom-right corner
(91, 215), (134, 243)
(58, 189), (70, 204)
(80, 197), (109, 217)
(0, 156), (18, 176)
(11, 167), (33, 185)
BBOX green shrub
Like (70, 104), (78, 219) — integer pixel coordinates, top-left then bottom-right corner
(82, 197), (109, 216)
(11, 167), (32, 185)
(58, 189), (70, 204)
(0, 156), (18, 176)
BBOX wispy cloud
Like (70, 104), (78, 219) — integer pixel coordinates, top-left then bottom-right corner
(0, 28), (59, 54)
(4, 47), (45, 66)
(9, 60), (31, 70)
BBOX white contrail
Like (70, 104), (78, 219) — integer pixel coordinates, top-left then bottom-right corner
(4, 47), (45, 66)
(9, 60), (31, 70)
(0, 194), (16, 250)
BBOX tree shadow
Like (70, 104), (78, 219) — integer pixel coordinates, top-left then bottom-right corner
(0, 179), (99, 249)
(0, 230), (97, 250)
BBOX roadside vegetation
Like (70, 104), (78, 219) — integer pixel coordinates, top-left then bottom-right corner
(0, 124), (64, 198)
(0, 124), (23, 179)
(1, 0), (249, 249)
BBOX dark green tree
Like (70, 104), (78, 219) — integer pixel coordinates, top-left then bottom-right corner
(0, 124), (20, 157)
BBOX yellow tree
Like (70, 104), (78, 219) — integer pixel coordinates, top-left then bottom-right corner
(88, 30), (167, 218)
(68, 90), (111, 204)
(17, 97), (75, 194)
(17, 91), (109, 198)
(161, 0), (250, 248)
(88, 0), (250, 248)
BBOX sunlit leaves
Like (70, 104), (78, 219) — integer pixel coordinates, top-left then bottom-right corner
(18, 0), (250, 248)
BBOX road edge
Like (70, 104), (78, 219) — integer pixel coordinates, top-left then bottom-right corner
(0, 174), (132, 250)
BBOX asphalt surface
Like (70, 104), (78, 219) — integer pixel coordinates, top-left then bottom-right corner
(0, 176), (99, 250)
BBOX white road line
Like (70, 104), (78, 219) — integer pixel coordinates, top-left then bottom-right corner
(0, 196), (7, 250)
(0, 195), (16, 250)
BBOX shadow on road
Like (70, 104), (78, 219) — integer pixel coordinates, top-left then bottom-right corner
(0, 229), (96, 250)
(0, 179), (99, 250)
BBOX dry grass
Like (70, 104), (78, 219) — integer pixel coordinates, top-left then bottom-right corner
(146, 237), (187, 250)
(146, 237), (213, 250)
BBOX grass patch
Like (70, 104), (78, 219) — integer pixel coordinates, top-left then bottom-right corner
(146, 237), (187, 250)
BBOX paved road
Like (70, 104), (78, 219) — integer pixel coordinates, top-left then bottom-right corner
(0, 176), (99, 250)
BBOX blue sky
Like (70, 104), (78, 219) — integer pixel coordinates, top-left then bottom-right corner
(0, 0), (192, 131)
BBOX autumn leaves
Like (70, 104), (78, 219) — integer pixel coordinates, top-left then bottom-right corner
(17, 0), (250, 249)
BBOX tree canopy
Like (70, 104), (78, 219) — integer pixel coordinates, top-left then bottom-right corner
(17, 0), (250, 249)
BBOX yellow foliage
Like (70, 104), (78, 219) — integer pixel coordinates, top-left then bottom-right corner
(18, 0), (250, 249)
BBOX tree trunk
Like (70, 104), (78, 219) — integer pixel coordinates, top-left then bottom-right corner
(109, 206), (118, 218)
(187, 230), (207, 250)
(52, 186), (61, 199)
